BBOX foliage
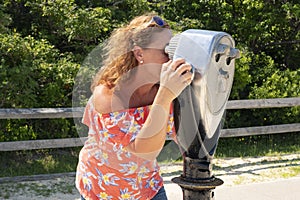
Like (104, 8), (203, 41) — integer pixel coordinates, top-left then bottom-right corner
(3, 0), (112, 61)
(248, 68), (300, 125)
(0, 33), (79, 108)
(0, 0), (299, 142)
(0, 6), (11, 34)
(230, 47), (252, 99)
(0, 32), (79, 141)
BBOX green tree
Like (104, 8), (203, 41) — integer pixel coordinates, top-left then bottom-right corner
(0, 0), (299, 141)
(3, 0), (113, 61)
(0, 6), (11, 33)
(0, 32), (79, 141)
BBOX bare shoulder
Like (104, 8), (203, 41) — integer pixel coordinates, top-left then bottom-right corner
(93, 85), (119, 113)
(93, 85), (114, 114)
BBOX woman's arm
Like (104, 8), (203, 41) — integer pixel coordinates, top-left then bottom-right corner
(126, 58), (193, 160)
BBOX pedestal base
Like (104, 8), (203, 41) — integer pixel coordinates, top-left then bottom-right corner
(172, 176), (223, 200)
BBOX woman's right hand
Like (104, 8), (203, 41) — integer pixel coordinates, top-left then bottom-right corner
(159, 58), (194, 100)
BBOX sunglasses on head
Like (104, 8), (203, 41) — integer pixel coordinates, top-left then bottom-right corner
(146, 16), (167, 27)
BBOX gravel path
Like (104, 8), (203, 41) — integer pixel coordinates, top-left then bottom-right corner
(1, 154), (299, 200)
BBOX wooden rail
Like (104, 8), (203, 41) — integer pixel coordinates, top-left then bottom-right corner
(0, 97), (299, 151)
(1, 97), (299, 119)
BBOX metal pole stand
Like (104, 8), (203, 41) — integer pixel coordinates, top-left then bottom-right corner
(172, 157), (223, 200)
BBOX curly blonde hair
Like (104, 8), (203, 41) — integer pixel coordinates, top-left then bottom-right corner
(91, 13), (170, 91)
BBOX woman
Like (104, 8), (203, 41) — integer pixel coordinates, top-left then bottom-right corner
(76, 13), (193, 200)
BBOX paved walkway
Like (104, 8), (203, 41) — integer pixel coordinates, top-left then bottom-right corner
(164, 176), (300, 200)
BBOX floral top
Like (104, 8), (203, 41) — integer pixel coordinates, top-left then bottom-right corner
(76, 97), (176, 200)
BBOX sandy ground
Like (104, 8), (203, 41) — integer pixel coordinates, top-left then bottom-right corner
(0, 153), (299, 200)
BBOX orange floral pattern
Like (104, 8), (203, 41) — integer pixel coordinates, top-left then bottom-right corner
(76, 98), (175, 200)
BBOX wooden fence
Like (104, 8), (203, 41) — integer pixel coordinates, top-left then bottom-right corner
(0, 97), (299, 152)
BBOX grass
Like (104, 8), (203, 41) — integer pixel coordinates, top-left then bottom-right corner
(0, 147), (81, 177)
(0, 178), (76, 199)
(0, 133), (299, 178)
(215, 132), (300, 158)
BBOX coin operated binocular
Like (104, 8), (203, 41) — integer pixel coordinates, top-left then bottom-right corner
(165, 29), (240, 200)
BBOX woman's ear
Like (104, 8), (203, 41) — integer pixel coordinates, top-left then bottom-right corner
(132, 46), (144, 64)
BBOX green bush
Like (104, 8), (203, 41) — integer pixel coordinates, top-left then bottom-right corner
(0, 33), (79, 108)
(0, 0), (299, 142)
(0, 33), (79, 141)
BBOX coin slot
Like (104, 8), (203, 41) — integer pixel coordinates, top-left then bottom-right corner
(215, 54), (221, 62)
(226, 57), (231, 65)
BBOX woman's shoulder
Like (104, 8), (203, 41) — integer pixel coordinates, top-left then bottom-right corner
(93, 84), (123, 114)
(93, 84), (155, 116)
(93, 85), (113, 114)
